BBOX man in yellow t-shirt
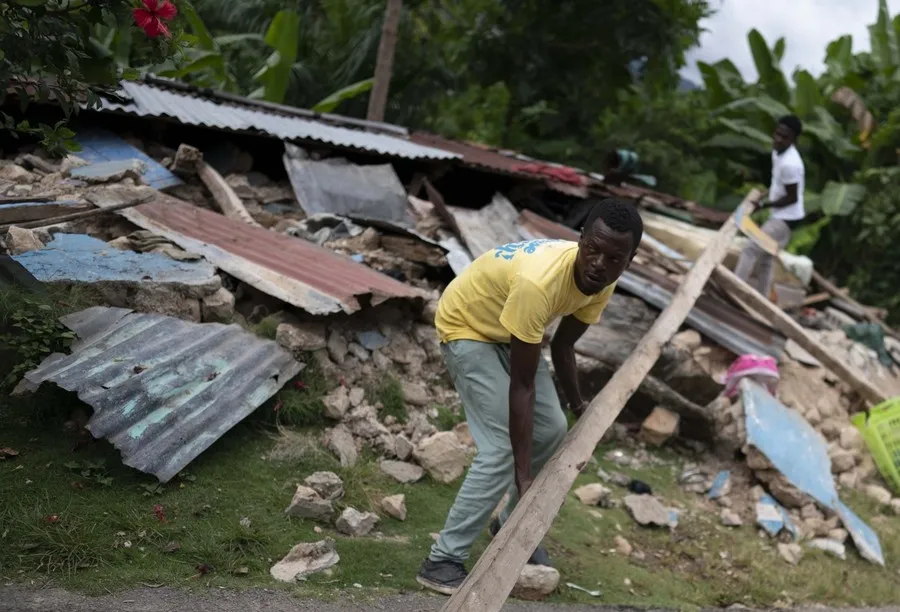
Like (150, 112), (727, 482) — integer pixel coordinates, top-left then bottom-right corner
(417, 198), (644, 595)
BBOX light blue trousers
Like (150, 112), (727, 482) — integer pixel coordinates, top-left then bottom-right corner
(429, 339), (568, 563)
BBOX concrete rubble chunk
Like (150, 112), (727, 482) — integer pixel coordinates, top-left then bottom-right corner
(270, 539), (339, 583)
(864, 484), (892, 506)
(800, 504), (824, 522)
(624, 494), (671, 527)
(71, 159), (147, 184)
(639, 406), (680, 446)
(172, 143), (204, 175)
(323, 386), (351, 420)
(348, 387), (366, 408)
(326, 425), (358, 468)
(413, 431), (470, 484)
(828, 528), (849, 543)
(379, 460), (425, 484)
(327, 330), (349, 365)
(347, 342), (370, 362)
(829, 447), (858, 474)
(276, 322), (327, 354)
(346, 404), (390, 439)
(453, 422), (474, 448)
(0, 164), (36, 183)
(599, 468), (631, 487)
(3, 226), (44, 255)
(838, 470), (859, 490)
(510, 564), (560, 601)
(807, 538), (847, 560)
(394, 435), (414, 461)
(574, 483), (612, 507)
(839, 426), (864, 452)
(401, 381), (431, 406)
(381, 494), (407, 521)
(335, 507), (379, 537)
(614, 535), (633, 556)
(777, 542), (803, 565)
(721, 508), (743, 527)
(201, 287), (235, 323)
(285, 485), (333, 521)
(304, 471), (344, 501)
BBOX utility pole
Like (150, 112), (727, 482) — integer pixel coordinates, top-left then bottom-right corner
(367, 0), (402, 122)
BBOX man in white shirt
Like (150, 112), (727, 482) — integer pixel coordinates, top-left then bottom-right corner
(734, 115), (805, 299)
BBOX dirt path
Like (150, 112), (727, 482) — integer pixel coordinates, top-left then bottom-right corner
(0, 586), (894, 612)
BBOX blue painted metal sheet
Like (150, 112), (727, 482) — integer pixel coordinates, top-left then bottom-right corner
(12, 234), (216, 288)
(707, 471), (731, 500)
(742, 379), (885, 565)
(74, 128), (182, 190)
(755, 493), (798, 540)
(23, 306), (302, 482)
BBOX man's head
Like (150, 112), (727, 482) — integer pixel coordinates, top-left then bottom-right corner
(774, 115), (802, 153)
(574, 198), (643, 295)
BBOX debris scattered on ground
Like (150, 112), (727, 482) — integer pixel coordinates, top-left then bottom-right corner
(304, 472), (344, 501)
(335, 507), (379, 537)
(510, 564), (560, 601)
(285, 485), (334, 521)
(639, 406), (680, 446)
(574, 483), (612, 507)
(721, 508), (743, 527)
(808, 538), (847, 560)
(614, 535), (633, 556)
(778, 542), (804, 565)
(379, 460), (425, 484)
(270, 539), (340, 582)
(566, 582), (602, 597)
(381, 494), (407, 521)
(3, 225), (45, 254)
(624, 494), (673, 528)
(412, 431), (470, 484)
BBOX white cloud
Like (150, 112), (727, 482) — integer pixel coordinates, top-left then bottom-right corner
(682, 0), (900, 84)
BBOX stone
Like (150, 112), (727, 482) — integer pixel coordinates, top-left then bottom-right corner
(394, 435), (414, 461)
(303, 472), (344, 501)
(800, 504), (824, 522)
(614, 535), (633, 556)
(275, 322), (327, 353)
(0, 164), (36, 183)
(348, 387), (366, 408)
(804, 408), (823, 427)
(372, 350), (391, 370)
(599, 468), (631, 487)
(3, 226), (44, 255)
(624, 494), (671, 527)
(326, 425), (358, 468)
(717, 496), (733, 508)
(829, 448), (857, 474)
(857, 455), (878, 481)
(721, 508), (743, 527)
(284, 485), (333, 521)
(379, 460), (425, 484)
(819, 419), (843, 440)
(838, 470), (859, 489)
(864, 484), (893, 506)
(201, 287), (235, 322)
(816, 396), (838, 419)
(807, 538), (846, 560)
(347, 342), (370, 362)
(346, 405), (390, 439)
(839, 426), (864, 452)
(671, 329), (702, 352)
(413, 431), (470, 484)
(270, 539), (339, 582)
(574, 483), (612, 506)
(765, 472), (812, 508)
(322, 386), (351, 420)
(639, 406), (680, 446)
(453, 422), (474, 448)
(401, 381), (430, 407)
(828, 528), (849, 543)
(803, 518), (827, 538)
(777, 542), (803, 565)
(381, 494), (407, 521)
(335, 507), (379, 537)
(172, 143), (203, 175)
(327, 330), (349, 364)
(751, 485), (766, 502)
(510, 565), (560, 601)
(890, 499), (900, 516)
(71, 159), (147, 184)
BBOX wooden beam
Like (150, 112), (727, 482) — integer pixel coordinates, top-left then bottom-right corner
(713, 266), (886, 406)
(802, 292), (832, 307)
(197, 162), (263, 228)
(440, 189), (764, 612)
(0, 194), (153, 233)
(367, 0), (403, 122)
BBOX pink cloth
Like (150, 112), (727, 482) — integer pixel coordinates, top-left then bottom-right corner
(723, 354), (779, 398)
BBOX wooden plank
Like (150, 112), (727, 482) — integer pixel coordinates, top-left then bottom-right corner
(440, 189), (764, 612)
(713, 266), (887, 406)
(0, 200), (90, 225)
(197, 162), (263, 228)
(802, 292), (832, 307)
(0, 194), (152, 233)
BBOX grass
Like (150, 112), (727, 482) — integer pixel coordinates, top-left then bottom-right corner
(368, 376), (407, 423)
(431, 404), (466, 432)
(267, 360), (331, 428)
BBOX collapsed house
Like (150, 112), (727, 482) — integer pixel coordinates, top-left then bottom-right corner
(2, 75), (899, 571)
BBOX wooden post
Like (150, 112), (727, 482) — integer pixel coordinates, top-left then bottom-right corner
(367, 0), (403, 122)
(713, 266), (886, 406)
(440, 189), (763, 612)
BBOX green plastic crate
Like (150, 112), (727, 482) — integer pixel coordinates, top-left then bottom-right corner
(851, 397), (900, 495)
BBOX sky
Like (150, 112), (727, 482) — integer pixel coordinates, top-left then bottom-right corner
(682, 0), (900, 84)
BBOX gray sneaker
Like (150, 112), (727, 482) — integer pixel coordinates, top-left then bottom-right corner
(416, 558), (468, 595)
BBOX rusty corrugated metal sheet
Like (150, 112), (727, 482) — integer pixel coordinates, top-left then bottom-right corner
(24, 306), (302, 482)
(87, 187), (423, 315)
(517, 210), (785, 358)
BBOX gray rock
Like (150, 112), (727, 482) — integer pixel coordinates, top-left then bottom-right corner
(270, 539), (340, 583)
(284, 485), (333, 521)
(864, 484), (893, 505)
(829, 448), (857, 474)
(0, 164), (36, 183)
(3, 226), (44, 255)
(201, 287), (235, 322)
(70, 159), (147, 184)
(327, 330), (349, 364)
(323, 386), (351, 420)
(614, 535), (633, 556)
(839, 426), (864, 451)
(401, 381), (431, 406)
(379, 460), (424, 484)
(573, 483), (612, 506)
(348, 387), (366, 408)
(381, 494), (407, 521)
(276, 322), (327, 353)
(357, 330), (389, 351)
(303, 471), (344, 501)
(413, 431), (470, 484)
(347, 342), (370, 362)
(624, 494), (671, 527)
(510, 565), (560, 601)
(598, 468), (631, 487)
(394, 434), (414, 461)
(891, 499), (900, 516)
(777, 542), (803, 565)
(326, 425), (358, 468)
(720, 508), (743, 527)
(335, 507), (379, 537)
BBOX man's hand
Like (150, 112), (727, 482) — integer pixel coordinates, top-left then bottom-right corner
(572, 400), (589, 419)
(516, 473), (534, 497)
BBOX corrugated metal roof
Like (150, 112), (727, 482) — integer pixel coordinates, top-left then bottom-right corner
(86, 186), (424, 315)
(98, 79), (459, 161)
(447, 194), (521, 257)
(24, 306), (302, 482)
(516, 210), (785, 358)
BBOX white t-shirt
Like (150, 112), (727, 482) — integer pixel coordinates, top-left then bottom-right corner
(769, 145), (805, 221)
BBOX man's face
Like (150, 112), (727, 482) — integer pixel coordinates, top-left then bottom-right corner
(574, 219), (635, 295)
(773, 124), (794, 153)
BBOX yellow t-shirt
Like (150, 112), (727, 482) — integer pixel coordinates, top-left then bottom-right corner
(435, 239), (615, 345)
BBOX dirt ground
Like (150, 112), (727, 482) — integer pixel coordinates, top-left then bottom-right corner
(0, 585), (895, 612)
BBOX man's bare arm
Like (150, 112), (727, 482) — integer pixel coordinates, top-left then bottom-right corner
(509, 336), (542, 496)
(551, 315), (590, 417)
(764, 183), (798, 209)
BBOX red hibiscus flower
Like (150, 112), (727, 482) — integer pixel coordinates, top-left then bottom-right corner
(133, 0), (177, 39)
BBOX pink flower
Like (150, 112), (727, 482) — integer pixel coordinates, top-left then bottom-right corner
(133, 0), (177, 39)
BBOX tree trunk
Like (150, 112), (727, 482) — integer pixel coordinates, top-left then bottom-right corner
(367, 0), (403, 122)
